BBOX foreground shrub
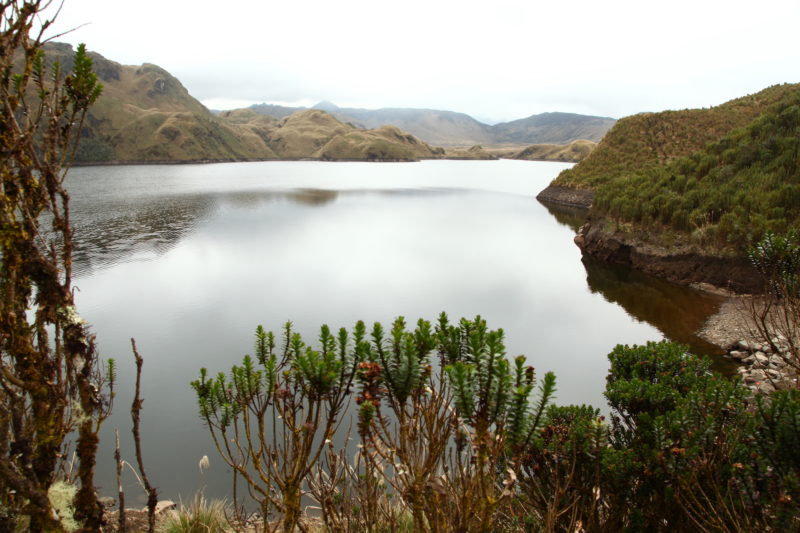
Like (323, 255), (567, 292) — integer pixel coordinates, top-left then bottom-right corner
(195, 328), (800, 532)
(0, 2), (109, 530)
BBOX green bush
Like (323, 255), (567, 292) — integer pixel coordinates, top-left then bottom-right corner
(593, 91), (800, 252)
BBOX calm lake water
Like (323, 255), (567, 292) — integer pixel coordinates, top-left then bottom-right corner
(66, 159), (724, 504)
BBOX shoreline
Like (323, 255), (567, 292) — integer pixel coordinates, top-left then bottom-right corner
(535, 184), (594, 208)
(72, 156), (577, 168)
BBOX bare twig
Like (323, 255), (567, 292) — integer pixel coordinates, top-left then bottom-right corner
(115, 429), (126, 533)
(131, 338), (158, 533)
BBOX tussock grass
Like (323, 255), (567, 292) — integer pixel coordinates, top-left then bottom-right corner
(159, 495), (232, 533)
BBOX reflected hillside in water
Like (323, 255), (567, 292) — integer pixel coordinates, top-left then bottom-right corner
(72, 188), (340, 276)
(540, 201), (589, 232)
(541, 202), (731, 367)
(581, 257), (732, 364)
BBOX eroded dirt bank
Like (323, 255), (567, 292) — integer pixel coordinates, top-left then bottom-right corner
(574, 219), (763, 295)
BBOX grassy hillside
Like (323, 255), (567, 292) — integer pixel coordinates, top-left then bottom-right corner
(444, 145), (498, 160)
(30, 43), (279, 163)
(509, 139), (596, 162)
(552, 84), (800, 190)
(226, 109), (443, 161)
(592, 87), (800, 252)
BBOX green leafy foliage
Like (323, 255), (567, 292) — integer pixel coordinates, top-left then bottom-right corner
(194, 315), (800, 533)
(601, 341), (799, 531)
(439, 313), (556, 450)
(750, 231), (800, 298)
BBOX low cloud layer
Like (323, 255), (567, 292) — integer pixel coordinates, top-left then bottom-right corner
(48, 0), (800, 122)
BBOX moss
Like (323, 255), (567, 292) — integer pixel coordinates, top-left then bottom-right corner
(47, 481), (80, 532)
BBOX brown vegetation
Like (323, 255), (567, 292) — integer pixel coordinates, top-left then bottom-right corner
(507, 139), (596, 162)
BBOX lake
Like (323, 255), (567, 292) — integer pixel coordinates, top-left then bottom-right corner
(66, 159), (724, 504)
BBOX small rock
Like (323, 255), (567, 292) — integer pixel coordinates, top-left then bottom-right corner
(769, 358), (786, 369)
(98, 496), (115, 509)
(729, 350), (746, 360)
(766, 368), (782, 379)
(754, 352), (769, 364)
(143, 500), (176, 514)
(743, 355), (756, 364)
(156, 500), (176, 514)
(745, 369), (767, 383)
(737, 340), (756, 351)
(757, 382), (776, 394)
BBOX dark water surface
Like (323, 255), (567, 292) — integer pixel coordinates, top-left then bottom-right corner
(66, 160), (723, 504)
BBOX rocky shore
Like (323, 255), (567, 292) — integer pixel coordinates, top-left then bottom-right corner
(725, 338), (798, 394)
(563, 211), (796, 395)
(698, 297), (798, 393)
(535, 185), (594, 208)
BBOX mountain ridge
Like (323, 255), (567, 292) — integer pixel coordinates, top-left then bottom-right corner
(237, 102), (616, 147)
(38, 42), (605, 163)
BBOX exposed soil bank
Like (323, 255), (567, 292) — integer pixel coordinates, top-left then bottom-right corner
(575, 218), (763, 295)
(535, 185), (594, 208)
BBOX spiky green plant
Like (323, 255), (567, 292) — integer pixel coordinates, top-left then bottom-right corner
(192, 322), (364, 533)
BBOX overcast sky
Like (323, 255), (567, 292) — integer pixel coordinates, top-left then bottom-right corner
(45, 0), (800, 123)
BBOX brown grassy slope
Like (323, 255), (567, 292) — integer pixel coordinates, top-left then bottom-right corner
(109, 110), (278, 161)
(40, 43), (276, 162)
(510, 140), (596, 162)
(264, 110), (351, 159)
(314, 126), (441, 161)
(235, 110), (442, 161)
(444, 145), (498, 160)
(552, 83), (800, 190)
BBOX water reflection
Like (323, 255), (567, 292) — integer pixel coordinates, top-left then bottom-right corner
(581, 257), (734, 370)
(540, 202), (589, 232)
(72, 189), (342, 276)
(541, 203), (728, 358)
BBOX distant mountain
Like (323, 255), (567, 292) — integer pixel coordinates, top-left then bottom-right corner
(38, 43), (441, 163)
(492, 112), (616, 145)
(248, 103), (304, 119)
(40, 43), (608, 163)
(246, 102), (615, 147)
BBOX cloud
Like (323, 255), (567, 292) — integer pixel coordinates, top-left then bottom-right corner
(47, 0), (800, 122)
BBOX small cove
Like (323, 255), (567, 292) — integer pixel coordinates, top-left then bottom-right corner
(66, 159), (726, 504)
